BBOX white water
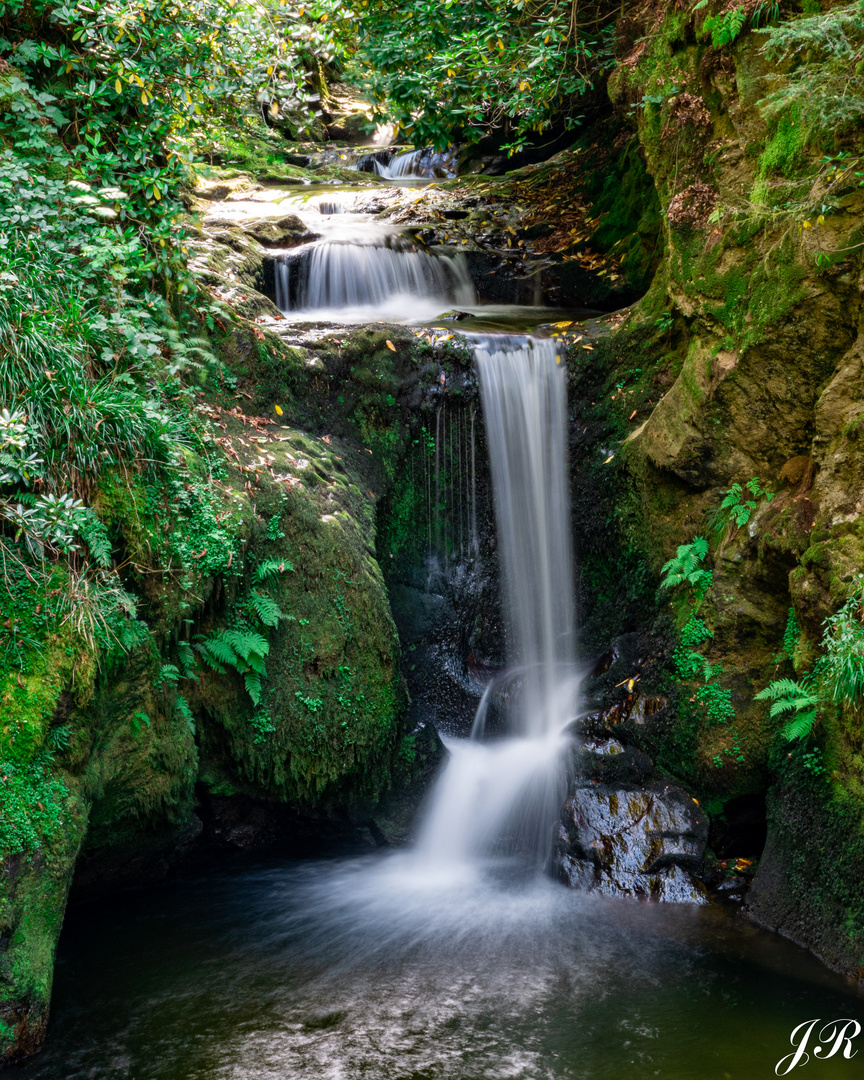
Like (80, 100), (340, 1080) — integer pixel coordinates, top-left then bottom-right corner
(358, 147), (458, 179)
(274, 239), (475, 323)
(415, 335), (577, 870)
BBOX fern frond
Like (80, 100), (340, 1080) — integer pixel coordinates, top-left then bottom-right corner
(255, 559), (293, 581)
(192, 638), (229, 672)
(782, 710), (817, 741)
(177, 640), (196, 678)
(244, 670), (262, 705)
(224, 629), (269, 663)
(755, 678), (803, 701)
(249, 591), (284, 627)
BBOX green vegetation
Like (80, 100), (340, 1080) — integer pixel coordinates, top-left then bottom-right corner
(351, 0), (618, 151)
(660, 537), (712, 596)
(759, 2), (864, 144)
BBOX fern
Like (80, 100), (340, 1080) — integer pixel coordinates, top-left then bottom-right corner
(78, 509), (112, 567)
(193, 628), (269, 704)
(248, 590), (284, 627)
(660, 537), (712, 593)
(714, 477), (774, 533)
(177, 639), (197, 679)
(223, 628), (269, 666)
(255, 559), (293, 581)
(244, 670), (262, 705)
(705, 6), (748, 48)
(154, 663), (181, 689)
(175, 693), (196, 735)
(755, 677), (820, 740)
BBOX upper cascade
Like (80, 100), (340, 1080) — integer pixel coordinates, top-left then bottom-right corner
(356, 147), (458, 180)
(273, 237), (475, 323)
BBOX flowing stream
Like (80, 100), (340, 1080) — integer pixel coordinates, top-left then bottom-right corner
(22, 174), (864, 1080)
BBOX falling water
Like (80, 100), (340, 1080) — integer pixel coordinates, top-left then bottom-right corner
(273, 239), (475, 322)
(416, 335), (577, 868)
(356, 147), (458, 179)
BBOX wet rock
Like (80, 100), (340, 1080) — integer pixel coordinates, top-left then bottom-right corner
(553, 782), (709, 904)
(243, 216), (317, 248)
(576, 738), (654, 785)
(195, 174), (255, 200)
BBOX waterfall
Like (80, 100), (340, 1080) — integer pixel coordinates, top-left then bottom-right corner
(416, 335), (577, 869)
(356, 147), (458, 180)
(273, 239), (475, 321)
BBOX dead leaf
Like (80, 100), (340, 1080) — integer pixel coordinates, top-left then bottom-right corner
(385, 340), (396, 352)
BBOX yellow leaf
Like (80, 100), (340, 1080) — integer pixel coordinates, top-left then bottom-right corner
(498, 38), (504, 50)
(141, 90), (149, 104)
(114, 78), (122, 94)
(603, 454), (614, 464)
(552, 320), (573, 328)
(544, 33), (550, 43)
(152, 184), (161, 201)
(275, 404), (283, 416)
(519, 81), (528, 91)
(817, 214), (825, 225)
(320, 11), (327, 18)
(267, 65), (274, 75)
(582, 344), (594, 351)
(802, 219), (812, 229)
(270, 100), (279, 116)
(385, 340), (396, 352)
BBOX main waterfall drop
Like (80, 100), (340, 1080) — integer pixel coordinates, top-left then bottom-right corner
(416, 335), (578, 869)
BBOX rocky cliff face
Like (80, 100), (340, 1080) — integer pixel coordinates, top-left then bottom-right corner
(574, 0), (864, 976)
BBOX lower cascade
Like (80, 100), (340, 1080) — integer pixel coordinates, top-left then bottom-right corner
(416, 335), (577, 869)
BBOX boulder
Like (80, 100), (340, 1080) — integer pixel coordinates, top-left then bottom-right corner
(242, 216), (317, 248)
(195, 174), (255, 201)
(553, 781), (709, 904)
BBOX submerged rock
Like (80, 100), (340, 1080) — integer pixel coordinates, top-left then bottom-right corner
(553, 780), (709, 904)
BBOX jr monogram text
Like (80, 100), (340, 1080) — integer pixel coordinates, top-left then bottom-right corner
(776, 1019), (861, 1075)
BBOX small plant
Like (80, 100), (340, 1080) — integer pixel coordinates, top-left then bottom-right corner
(248, 707), (276, 744)
(704, 5), (748, 48)
(696, 663), (736, 725)
(713, 478), (774, 534)
(754, 677), (820, 740)
(774, 607), (802, 664)
(194, 629), (270, 706)
(674, 615), (713, 679)
(660, 537), (713, 595)
(820, 579), (864, 705)
(802, 747), (827, 776)
(265, 515), (285, 541)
